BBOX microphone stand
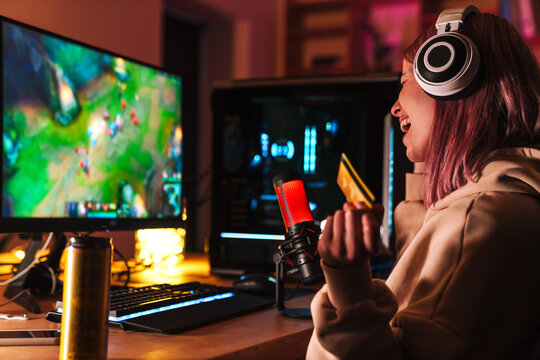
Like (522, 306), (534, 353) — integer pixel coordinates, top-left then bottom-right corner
(273, 252), (312, 319)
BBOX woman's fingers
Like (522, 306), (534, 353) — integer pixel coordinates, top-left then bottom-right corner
(319, 202), (383, 267)
(320, 214), (343, 267)
(319, 215), (333, 256)
(332, 210), (345, 259)
(362, 211), (380, 255)
(320, 210), (351, 266)
(343, 201), (356, 211)
(344, 208), (362, 262)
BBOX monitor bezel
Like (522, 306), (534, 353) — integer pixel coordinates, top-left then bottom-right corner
(0, 15), (185, 233)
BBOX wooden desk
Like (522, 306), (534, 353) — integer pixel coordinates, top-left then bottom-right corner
(0, 253), (316, 360)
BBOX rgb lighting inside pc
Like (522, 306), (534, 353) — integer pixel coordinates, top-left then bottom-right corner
(210, 77), (408, 274)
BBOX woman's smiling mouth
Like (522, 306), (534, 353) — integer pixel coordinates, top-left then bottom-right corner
(399, 116), (411, 132)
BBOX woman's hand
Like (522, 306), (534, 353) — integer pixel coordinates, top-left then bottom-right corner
(318, 202), (384, 268)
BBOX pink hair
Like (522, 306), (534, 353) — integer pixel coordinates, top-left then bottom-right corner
(404, 13), (540, 206)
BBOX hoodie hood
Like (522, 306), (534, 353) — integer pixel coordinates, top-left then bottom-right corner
(432, 147), (540, 210)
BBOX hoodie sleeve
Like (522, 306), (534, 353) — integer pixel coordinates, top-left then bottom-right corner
(306, 262), (398, 360)
(307, 150), (540, 359)
(308, 192), (540, 360)
(306, 173), (426, 360)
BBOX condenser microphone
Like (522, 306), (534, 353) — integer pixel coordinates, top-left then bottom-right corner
(273, 172), (323, 285)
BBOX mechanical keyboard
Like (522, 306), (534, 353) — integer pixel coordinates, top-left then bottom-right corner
(46, 281), (274, 333)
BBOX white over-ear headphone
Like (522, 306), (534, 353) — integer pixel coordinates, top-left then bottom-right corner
(413, 5), (481, 99)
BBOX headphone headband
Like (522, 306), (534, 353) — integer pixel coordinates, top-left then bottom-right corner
(435, 5), (480, 34)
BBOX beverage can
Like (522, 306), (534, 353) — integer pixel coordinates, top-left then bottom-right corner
(59, 235), (111, 360)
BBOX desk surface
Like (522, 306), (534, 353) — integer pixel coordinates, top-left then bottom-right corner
(0, 253), (316, 360)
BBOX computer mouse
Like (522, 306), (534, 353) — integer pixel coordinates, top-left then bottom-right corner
(233, 273), (276, 296)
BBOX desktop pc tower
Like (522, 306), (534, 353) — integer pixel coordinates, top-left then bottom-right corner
(209, 75), (411, 276)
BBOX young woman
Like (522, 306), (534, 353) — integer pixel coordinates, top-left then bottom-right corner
(307, 6), (540, 359)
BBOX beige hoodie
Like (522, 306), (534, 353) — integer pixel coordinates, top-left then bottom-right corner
(307, 147), (540, 360)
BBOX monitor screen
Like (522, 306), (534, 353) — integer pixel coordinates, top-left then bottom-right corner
(210, 76), (410, 275)
(1, 16), (183, 233)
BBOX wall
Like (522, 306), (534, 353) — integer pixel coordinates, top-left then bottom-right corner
(165, 0), (233, 252)
(196, 0), (282, 79)
(0, 0), (163, 66)
(165, 0), (286, 252)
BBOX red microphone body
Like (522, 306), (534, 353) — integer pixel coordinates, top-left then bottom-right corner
(273, 172), (323, 285)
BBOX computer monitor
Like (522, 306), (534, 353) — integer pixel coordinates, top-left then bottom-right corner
(209, 75), (411, 276)
(1, 16), (184, 233)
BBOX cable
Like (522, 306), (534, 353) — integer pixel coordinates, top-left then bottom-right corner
(284, 278), (302, 301)
(0, 232), (54, 286)
(113, 247), (131, 287)
(43, 264), (57, 295)
(0, 287), (30, 321)
(0, 288), (31, 308)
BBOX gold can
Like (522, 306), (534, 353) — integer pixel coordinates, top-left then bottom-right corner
(59, 236), (112, 360)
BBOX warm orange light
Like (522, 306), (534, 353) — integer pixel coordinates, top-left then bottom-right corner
(135, 228), (185, 267)
(15, 250), (26, 260)
(165, 255), (179, 266)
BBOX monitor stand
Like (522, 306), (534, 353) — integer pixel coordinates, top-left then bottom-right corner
(3, 233), (66, 313)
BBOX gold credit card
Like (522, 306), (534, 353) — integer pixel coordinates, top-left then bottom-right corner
(337, 153), (375, 208)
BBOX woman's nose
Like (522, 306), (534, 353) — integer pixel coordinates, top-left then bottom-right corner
(391, 99), (401, 117)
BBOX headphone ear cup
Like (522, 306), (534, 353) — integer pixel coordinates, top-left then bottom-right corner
(414, 32), (480, 99)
